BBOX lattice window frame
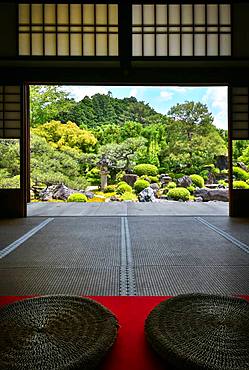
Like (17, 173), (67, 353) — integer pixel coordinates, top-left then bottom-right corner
(132, 3), (232, 57)
(18, 3), (119, 57)
(0, 86), (22, 139)
(231, 87), (249, 140)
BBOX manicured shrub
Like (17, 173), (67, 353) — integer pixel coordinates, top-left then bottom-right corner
(117, 181), (128, 186)
(67, 193), (87, 202)
(186, 185), (195, 194)
(213, 167), (220, 174)
(233, 166), (249, 181)
(133, 164), (158, 176)
(103, 185), (116, 193)
(116, 182), (132, 194)
(134, 179), (150, 194)
(166, 181), (177, 189)
(233, 180), (249, 189)
(120, 192), (137, 201)
(190, 174), (205, 188)
(140, 175), (151, 183)
(167, 187), (190, 201)
(148, 176), (159, 183)
(218, 180), (228, 187)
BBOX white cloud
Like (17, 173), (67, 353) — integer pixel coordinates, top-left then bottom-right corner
(62, 86), (108, 101)
(202, 87), (228, 129)
(129, 88), (138, 97)
(160, 91), (173, 100)
(160, 86), (195, 93)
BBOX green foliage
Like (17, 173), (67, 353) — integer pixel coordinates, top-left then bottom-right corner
(218, 180), (228, 187)
(103, 185), (116, 193)
(134, 179), (150, 194)
(186, 185), (195, 194)
(33, 120), (97, 152)
(140, 175), (151, 183)
(116, 183), (132, 194)
(233, 181), (249, 189)
(86, 167), (100, 186)
(221, 169), (228, 174)
(0, 174), (20, 188)
(199, 169), (209, 180)
(213, 167), (220, 174)
(167, 187), (191, 201)
(166, 181), (177, 189)
(233, 166), (249, 181)
(0, 139), (20, 177)
(233, 140), (249, 162)
(160, 102), (227, 174)
(99, 137), (147, 174)
(168, 101), (214, 129)
(120, 192), (137, 201)
(133, 163), (158, 176)
(67, 193), (88, 202)
(58, 93), (159, 128)
(30, 85), (76, 127)
(148, 176), (159, 183)
(30, 134), (88, 189)
(189, 174), (205, 188)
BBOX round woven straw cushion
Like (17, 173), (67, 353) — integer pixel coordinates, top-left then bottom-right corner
(145, 294), (249, 370)
(0, 296), (119, 370)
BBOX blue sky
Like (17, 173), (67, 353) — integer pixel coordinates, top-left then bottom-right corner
(63, 85), (228, 130)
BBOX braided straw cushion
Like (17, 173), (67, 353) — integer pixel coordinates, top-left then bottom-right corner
(0, 296), (119, 370)
(145, 294), (249, 370)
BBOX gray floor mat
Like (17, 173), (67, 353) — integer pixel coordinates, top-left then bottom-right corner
(0, 218), (46, 250)
(0, 217), (121, 268)
(128, 217), (249, 266)
(0, 267), (120, 295)
(203, 216), (249, 246)
(134, 265), (249, 295)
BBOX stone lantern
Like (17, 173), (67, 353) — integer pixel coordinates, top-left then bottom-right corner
(97, 155), (111, 190)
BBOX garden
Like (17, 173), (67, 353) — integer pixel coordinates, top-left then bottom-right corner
(0, 86), (249, 203)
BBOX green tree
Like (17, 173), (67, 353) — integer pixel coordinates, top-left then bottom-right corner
(30, 85), (76, 127)
(238, 143), (249, 165)
(98, 137), (147, 179)
(30, 134), (87, 189)
(33, 120), (97, 152)
(168, 101), (214, 141)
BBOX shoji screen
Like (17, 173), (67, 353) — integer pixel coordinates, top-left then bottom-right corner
(19, 3), (119, 57)
(0, 86), (21, 139)
(231, 87), (249, 139)
(132, 4), (231, 57)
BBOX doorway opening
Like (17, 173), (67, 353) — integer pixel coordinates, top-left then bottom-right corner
(26, 84), (230, 216)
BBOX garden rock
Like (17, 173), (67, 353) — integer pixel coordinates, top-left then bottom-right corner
(194, 188), (229, 202)
(123, 174), (138, 187)
(139, 186), (157, 202)
(39, 184), (82, 201)
(177, 175), (192, 188)
(215, 155), (228, 170)
(150, 183), (160, 191)
(195, 197), (203, 202)
(85, 191), (94, 199)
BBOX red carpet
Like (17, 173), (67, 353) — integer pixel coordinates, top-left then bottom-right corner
(0, 296), (248, 370)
